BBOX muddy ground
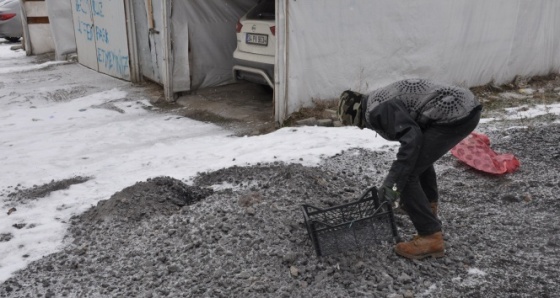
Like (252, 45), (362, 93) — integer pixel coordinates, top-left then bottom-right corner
(1, 76), (560, 297)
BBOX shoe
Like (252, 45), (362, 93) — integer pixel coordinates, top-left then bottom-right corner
(395, 231), (445, 260)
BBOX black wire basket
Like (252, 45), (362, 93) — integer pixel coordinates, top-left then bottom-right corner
(302, 186), (400, 257)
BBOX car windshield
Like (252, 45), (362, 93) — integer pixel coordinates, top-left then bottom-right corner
(246, 0), (275, 20)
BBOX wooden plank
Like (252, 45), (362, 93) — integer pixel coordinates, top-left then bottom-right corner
(27, 16), (49, 24)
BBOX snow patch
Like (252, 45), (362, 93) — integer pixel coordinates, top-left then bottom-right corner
(467, 268), (487, 276)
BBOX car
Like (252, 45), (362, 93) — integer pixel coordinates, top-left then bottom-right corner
(0, 0), (23, 43)
(232, 0), (275, 88)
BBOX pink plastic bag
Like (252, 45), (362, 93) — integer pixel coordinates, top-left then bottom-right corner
(451, 132), (520, 174)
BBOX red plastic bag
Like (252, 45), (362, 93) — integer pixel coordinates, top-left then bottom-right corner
(451, 132), (520, 174)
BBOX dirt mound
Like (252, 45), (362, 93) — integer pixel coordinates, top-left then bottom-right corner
(79, 176), (213, 222)
(194, 157), (380, 208)
(3, 176), (91, 206)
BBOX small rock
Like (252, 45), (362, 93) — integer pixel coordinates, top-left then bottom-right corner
(12, 223), (26, 229)
(355, 261), (365, 269)
(316, 119), (333, 127)
(74, 247), (87, 256)
(7, 207), (16, 215)
(403, 290), (415, 298)
(528, 181), (539, 187)
(499, 92), (527, 100)
(523, 194), (533, 202)
(167, 265), (180, 274)
(283, 252), (297, 264)
(296, 117), (317, 126)
(333, 120), (343, 127)
(316, 178), (328, 187)
(501, 194), (519, 203)
(387, 294), (404, 298)
(398, 273), (411, 284)
(518, 88), (534, 95)
(289, 266), (299, 277)
(213, 268), (225, 278)
(238, 192), (262, 207)
(246, 207), (256, 216)
(0, 233), (13, 242)
(10, 45), (23, 51)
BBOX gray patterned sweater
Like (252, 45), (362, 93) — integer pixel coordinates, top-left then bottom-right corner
(362, 79), (482, 191)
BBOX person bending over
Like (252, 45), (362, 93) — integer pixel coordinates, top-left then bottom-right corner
(337, 79), (482, 260)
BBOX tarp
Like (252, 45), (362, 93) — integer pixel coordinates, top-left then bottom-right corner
(451, 132), (520, 175)
(45, 0), (76, 60)
(171, 0), (256, 91)
(277, 0), (560, 121)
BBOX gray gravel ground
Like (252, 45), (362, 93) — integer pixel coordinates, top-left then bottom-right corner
(1, 119), (560, 297)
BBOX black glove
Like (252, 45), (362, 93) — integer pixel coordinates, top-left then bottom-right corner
(377, 184), (400, 203)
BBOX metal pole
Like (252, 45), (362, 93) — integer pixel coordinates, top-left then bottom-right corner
(161, 0), (174, 101)
(124, 0), (141, 83)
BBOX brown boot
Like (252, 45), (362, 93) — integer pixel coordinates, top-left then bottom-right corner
(395, 231), (445, 260)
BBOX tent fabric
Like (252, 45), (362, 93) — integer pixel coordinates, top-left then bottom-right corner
(279, 0), (560, 120)
(451, 132), (520, 175)
(171, 0), (257, 91)
(45, 0), (76, 60)
(131, 0), (164, 85)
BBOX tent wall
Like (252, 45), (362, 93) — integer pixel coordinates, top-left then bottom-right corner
(276, 0), (560, 123)
(131, 0), (165, 85)
(21, 0), (55, 55)
(70, 0), (131, 80)
(171, 0), (257, 91)
(45, 0), (76, 60)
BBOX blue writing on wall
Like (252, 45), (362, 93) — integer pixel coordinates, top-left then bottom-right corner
(75, 0), (91, 15)
(92, 0), (104, 17)
(95, 26), (109, 44)
(77, 20), (94, 41)
(74, 0), (130, 79)
(97, 48), (129, 77)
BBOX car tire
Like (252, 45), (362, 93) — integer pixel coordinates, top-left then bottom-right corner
(6, 37), (21, 43)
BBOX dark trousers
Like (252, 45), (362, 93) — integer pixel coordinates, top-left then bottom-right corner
(400, 110), (481, 235)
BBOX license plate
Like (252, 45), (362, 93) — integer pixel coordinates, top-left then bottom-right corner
(246, 33), (268, 46)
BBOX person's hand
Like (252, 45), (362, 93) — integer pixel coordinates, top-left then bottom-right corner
(377, 184), (399, 203)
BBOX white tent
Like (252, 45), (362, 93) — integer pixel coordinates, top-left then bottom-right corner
(44, 0), (560, 124)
